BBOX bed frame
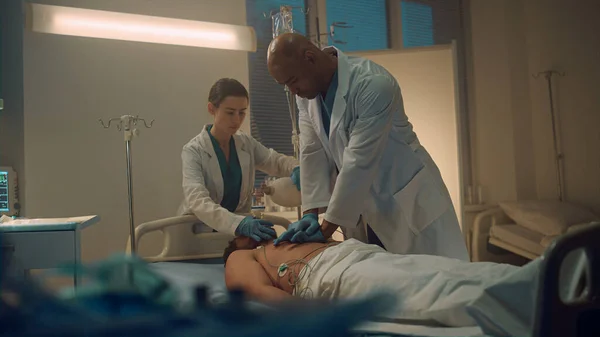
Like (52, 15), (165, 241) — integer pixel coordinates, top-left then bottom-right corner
(470, 207), (532, 264)
(534, 221), (600, 337)
(127, 212), (292, 262)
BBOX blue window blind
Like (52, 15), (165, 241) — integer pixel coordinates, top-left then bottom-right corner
(325, 0), (389, 52)
(246, 0), (307, 187)
(401, 1), (434, 48)
(399, 0), (463, 48)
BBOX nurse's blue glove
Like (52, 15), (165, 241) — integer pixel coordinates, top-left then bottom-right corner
(290, 166), (301, 191)
(273, 213), (326, 246)
(235, 216), (277, 242)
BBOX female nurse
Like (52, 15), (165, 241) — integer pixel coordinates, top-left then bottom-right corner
(177, 78), (300, 242)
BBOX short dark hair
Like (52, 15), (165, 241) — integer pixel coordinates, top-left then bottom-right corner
(223, 238), (239, 265)
(208, 78), (249, 108)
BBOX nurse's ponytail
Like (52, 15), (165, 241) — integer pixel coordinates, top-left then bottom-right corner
(208, 78), (249, 108)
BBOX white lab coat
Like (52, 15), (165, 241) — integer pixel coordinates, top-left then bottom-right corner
(297, 48), (468, 260)
(177, 125), (298, 235)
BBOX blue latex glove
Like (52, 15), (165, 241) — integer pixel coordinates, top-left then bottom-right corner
(235, 216), (277, 242)
(290, 166), (301, 191)
(273, 213), (325, 246)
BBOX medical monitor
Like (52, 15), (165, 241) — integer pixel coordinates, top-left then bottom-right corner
(0, 166), (19, 217)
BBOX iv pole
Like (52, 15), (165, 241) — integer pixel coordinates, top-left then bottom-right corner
(99, 115), (154, 254)
(265, 5), (351, 220)
(266, 5), (304, 161)
(267, 5), (306, 221)
(532, 70), (566, 201)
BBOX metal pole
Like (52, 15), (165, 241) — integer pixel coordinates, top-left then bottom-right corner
(267, 5), (325, 221)
(99, 115), (154, 255)
(125, 139), (136, 253)
(285, 89), (302, 221)
(545, 73), (564, 201)
(533, 70), (565, 201)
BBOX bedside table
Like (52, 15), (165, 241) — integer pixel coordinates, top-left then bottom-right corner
(0, 215), (100, 287)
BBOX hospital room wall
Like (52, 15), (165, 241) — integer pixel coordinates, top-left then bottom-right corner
(21, 0), (251, 261)
(465, 0), (600, 214)
(0, 0), (25, 208)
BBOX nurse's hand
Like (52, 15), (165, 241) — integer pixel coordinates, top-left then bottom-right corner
(273, 213), (325, 246)
(235, 216), (277, 242)
(290, 166), (301, 191)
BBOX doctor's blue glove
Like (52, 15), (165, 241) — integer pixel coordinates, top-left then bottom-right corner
(273, 213), (326, 246)
(235, 216), (277, 242)
(290, 166), (301, 191)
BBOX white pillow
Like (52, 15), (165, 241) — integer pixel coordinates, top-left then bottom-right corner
(498, 200), (599, 236)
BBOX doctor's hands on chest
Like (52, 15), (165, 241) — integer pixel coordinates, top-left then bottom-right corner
(273, 213), (324, 245)
(273, 213), (339, 246)
(235, 216), (277, 242)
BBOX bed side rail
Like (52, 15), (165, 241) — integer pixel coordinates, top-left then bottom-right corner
(534, 221), (600, 337)
(471, 207), (511, 261)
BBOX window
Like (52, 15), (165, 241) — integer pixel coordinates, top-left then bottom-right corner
(397, 0), (464, 48)
(325, 0), (389, 52)
(401, 1), (434, 48)
(246, 0), (307, 187)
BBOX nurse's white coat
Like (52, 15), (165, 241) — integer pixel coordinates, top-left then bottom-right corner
(178, 125), (298, 235)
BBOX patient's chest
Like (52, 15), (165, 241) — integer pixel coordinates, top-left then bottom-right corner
(253, 242), (329, 294)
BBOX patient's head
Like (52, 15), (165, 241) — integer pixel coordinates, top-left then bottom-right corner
(223, 236), (262, 265)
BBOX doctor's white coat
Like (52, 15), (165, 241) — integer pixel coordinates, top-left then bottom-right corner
(298, 48), (468, 260)
(177, 125), (298, 235)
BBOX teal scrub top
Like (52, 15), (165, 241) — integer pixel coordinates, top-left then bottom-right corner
(207, 125), (242, 213)
(319, 70), (339, 138)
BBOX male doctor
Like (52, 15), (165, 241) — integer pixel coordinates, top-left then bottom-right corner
(267, 33), (468, 260)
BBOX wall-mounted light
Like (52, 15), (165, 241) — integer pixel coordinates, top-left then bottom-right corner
(24, 3), (257, 52)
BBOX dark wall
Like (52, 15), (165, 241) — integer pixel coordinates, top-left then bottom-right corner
(0, 0), (25, 211)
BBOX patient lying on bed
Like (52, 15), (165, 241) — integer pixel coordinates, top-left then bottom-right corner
(223, 236), (525, 327)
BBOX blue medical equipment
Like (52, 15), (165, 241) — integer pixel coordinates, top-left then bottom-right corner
(290, 166), (301, 190)
(0, 166), (20, 217)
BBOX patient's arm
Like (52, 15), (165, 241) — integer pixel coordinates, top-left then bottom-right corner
(225, 250), (293, 302)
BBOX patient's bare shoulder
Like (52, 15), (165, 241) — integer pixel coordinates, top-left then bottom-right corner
(224, 250), (266, 291)
(225, 250), (253, 278)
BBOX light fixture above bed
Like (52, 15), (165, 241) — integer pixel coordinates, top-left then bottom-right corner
(24, 3), (257, 52)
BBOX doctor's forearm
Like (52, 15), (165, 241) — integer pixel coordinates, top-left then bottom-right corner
(321, 220), (339, 239)
(303, 208), (319, 216)
(302, 209), (338, 238)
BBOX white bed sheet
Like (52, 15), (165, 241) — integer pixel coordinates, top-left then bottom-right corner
(150, 262), (531, 337)
(297, 239), (526, 328)
(149, 261), (493, 336)
(353, 322), (486, 336)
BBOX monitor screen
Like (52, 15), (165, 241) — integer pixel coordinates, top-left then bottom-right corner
(0, 170), (9, 212)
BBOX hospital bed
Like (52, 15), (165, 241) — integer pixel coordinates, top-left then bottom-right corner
(131, 214), (483, 336)
(471, 200), (599, 262)
(130, 212), (599, 336)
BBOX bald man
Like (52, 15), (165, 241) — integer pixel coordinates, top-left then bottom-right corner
(267, 33), (468, 261)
